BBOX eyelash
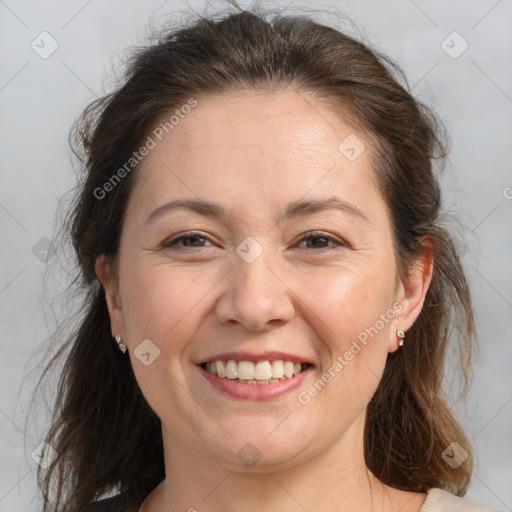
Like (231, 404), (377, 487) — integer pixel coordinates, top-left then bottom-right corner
(162, 231), (347, 251)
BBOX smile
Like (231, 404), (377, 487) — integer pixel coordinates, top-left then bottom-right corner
(197, 359), (315, 400)
(201, 359), (312, 384)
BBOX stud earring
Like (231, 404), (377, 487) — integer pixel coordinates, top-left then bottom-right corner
(114, 334), (127, 353)
(396, 329), (406, 348)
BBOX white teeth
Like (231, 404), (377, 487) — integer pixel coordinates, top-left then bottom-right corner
(216, 360), (226, 378)
(237, 361), (255, 380)
(271, 360), (284, 379)
(254, 361), (272, 380)
(284, 361), (295, 378)
(203, 359), (308, 382)
(225, 360), (238, 379)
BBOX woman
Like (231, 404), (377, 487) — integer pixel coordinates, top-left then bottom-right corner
(35, 5), (502, 512)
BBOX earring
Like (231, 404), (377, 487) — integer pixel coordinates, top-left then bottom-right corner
(396, 329), (406, 348)
(114, 334), (127, 353)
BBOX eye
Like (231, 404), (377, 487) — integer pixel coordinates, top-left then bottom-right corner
(162, 231), (214, 249)
(161, 230), (347, 251)
(296, 231), (346, 250)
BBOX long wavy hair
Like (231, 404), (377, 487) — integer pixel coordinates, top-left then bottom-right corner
(31, 3), (476, 511)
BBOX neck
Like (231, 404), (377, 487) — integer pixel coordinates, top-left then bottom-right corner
(143, 413), (392, 512)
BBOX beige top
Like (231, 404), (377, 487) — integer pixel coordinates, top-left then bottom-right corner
(85, 487), (504, 511)
(420, 488), (504, 511)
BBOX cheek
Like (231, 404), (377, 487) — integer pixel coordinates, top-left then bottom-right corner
(308, 263), (395, 334)
(119, 261), (217, 407)
(121, 260), (217, 341)
(300, 261), (396, 382)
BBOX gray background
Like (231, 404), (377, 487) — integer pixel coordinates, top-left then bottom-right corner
(1, 0), (511, 510)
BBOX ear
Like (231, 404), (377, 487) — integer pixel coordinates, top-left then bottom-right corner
(95, 255), (126, 338)
(388, 237), (434, 353)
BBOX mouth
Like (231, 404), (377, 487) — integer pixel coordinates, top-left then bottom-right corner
(199, 359), (314, 385)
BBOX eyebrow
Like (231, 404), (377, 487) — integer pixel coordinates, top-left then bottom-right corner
(144, 195), (369, 228)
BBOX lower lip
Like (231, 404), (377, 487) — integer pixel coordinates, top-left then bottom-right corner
(197, 365), (314, 400)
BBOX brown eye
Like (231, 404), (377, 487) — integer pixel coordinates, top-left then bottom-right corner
(163, 232), (213, 249)
(296, 232), (346, 250)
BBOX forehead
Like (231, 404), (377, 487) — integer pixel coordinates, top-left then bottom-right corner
(152, 89), (365, 155)
(127, 89), (383, 224)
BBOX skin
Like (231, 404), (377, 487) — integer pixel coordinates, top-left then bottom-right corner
(96, 89), (433, 512)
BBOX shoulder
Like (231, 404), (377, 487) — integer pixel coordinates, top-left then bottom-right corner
(83, 491), (145, 512)
(421, 488), (504, 512)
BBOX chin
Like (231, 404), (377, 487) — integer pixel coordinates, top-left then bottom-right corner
(202, 424), (316, 472)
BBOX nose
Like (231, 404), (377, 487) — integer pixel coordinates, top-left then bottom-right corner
(214, 250), (296, 332)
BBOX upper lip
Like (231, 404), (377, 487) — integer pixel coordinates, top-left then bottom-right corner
(196, 351), (315, 366)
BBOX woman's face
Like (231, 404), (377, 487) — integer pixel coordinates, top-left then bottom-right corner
(98, 89), (429, 471)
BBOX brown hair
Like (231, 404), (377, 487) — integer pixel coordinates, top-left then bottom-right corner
(32, 4), (476, 511)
